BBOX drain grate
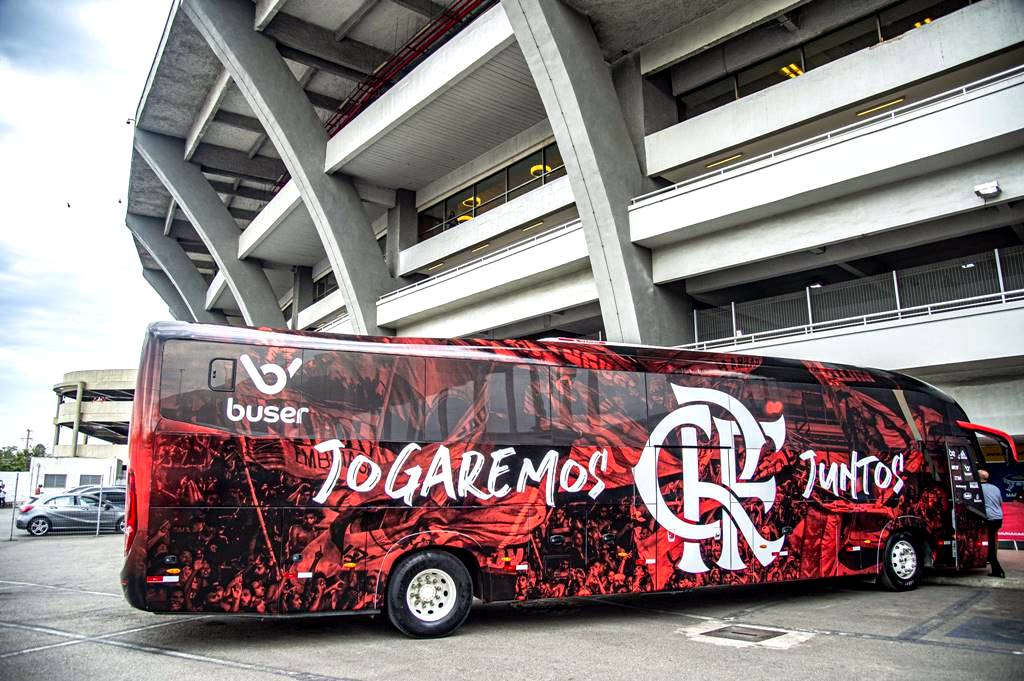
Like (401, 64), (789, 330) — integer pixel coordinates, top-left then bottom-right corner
(702, 625), (786, 643)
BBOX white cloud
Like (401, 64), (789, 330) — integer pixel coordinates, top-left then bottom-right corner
(0, 1), (173, 449)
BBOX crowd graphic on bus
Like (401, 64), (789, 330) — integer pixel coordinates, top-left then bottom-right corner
(137, 335), (989, 614)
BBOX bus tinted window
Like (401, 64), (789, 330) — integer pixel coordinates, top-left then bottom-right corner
(422, 359), (551, 445)
(301, 350), (423, 443)
(551, 367), (646, 446)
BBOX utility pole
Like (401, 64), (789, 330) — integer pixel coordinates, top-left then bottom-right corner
(22, 428), (32, 451)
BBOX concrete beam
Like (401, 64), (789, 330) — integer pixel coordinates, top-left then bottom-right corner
(162, 200), (176, 236)
(208, 181), (275, 202)
(334, 0), (380, 41)
(205, 271), (229, 311)
(183, 0), (395, 335)
(254, 0), (287, 31)
(262, 12), (389, 77)
(306, 90), (342, 112)
(191, 142), (286, 181)
(134, 130), (285, 327)
(213, 109), (264, 133)
(142, 269), (193, 321)
(501, 0), (690, 345)
(126, 213), (226, 323)
(185, 69), (230, 161)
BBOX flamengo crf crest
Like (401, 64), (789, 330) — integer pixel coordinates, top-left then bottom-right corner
(633, 385), (786, 573)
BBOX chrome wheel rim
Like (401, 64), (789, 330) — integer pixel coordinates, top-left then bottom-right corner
(406, 568), (456, 622)
(891, 539), (917, 580)
(117, 518), (126, 533)
(29, 519), (48, 536)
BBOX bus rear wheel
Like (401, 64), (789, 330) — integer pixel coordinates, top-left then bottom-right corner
(879, 530), (922, 591)
(386, 550), (473, 638)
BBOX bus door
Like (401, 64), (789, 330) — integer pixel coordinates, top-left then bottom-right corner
(585, 482), (648, 595)
(535, 501), (588, 598)
(944, 437), (988, 569)
(280, 507), (368, 613)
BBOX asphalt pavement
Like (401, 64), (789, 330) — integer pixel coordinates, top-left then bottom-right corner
(1, 512), (1022, 681)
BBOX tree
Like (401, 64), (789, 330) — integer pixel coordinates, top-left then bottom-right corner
(0, 446), (31, 472)
(32, 443), (46, 457)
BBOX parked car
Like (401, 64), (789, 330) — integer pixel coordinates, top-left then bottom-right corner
(65, 486), (126, 507)
(16, 493), (125, 537)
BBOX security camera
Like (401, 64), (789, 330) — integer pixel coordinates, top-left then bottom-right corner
(974, 181), (1001, 199)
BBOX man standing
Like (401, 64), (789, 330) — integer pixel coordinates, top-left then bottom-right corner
(979, 469), (1005, 578)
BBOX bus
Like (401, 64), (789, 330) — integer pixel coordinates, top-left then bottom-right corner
(121, 322), (1018, 637)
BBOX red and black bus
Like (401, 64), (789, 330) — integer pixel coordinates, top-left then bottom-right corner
(121, 322), (1018, 637)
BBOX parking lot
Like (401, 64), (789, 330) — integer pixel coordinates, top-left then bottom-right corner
(2, 510), (1023, 681)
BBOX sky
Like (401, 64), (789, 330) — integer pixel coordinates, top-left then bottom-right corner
(0, 0), (174, 450)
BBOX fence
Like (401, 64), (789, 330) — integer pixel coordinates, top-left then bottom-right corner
(3, 471), (125, 541)
(688, 245), (1024, 350)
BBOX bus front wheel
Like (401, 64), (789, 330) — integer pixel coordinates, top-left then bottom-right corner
(386, 550), (473, 638)
(879, 530), (922, 591)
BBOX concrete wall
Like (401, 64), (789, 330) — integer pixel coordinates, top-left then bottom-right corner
(55, 401), (133, 426)
(399, 176), (575, 275)
(380, 221), (588, 326)
(56, 369), (137, 392)
(27, 456), (124, 496)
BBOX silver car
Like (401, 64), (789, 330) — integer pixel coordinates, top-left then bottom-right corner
(15, 493), (125, 537)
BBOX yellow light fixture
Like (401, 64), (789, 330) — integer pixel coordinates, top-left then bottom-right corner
(457, 214), (473, 223)
(913, 17), (932, 28)
(471, 243), (490, 253)
(427, 262), (445, 271)
(461, 196), (481, 208)
(530, 163), (552, 177)
(705, 153), (743, 169)
(522, 221), (544, 232)
(779, 63), (803, 79)
(856, 97), (905, 116)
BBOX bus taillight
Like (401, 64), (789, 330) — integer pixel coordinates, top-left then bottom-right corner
(124, 470), (137, 554)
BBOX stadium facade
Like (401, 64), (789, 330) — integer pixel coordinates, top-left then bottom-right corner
(125, 0), (1024, 443)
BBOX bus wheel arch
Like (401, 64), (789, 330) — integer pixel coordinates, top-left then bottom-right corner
(374, 532), (486, 606)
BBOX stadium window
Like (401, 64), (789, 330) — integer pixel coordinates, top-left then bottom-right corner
(474, 170), (507, 218)
(677, 75), (737, 121)
(543, 142), (566, 182)
(312, 271), (338, 302)
(804, 16), (879, 71)
(880, 0), (969, 40)
(415, 141), (567, 243)
(737, 48), (804, 98)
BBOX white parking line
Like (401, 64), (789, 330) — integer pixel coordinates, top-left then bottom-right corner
(0, 579), (120, 598)
(0, 617), (208, 659)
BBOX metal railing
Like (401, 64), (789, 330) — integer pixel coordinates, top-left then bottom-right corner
(632, 63), (1024, 209)
(686, 246), (1024, 351)
(377, 219), (584, 304)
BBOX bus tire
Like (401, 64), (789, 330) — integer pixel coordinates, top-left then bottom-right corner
(879, 530), (922, 591)
(386, 550), (473, 638)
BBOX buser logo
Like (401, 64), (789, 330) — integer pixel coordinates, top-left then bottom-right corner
(227, 354), (308, 425)
(239, 354), (301, 395)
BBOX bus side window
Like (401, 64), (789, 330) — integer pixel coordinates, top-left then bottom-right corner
(552, 367), (645, 447)
(423, 359), (551, 445)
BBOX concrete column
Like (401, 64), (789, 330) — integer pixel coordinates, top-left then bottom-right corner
(142, 269), (199, 322)
(181, 0), (395, 335)
(387, 189), (418, 279)
(133, 130), (285, 328)
(52, 393), (61, 449)
(291, 266), (314, 328)
(70, 382), (84, 457)
(128, 213), (227, 324)
(501, 0), (691, 345)
(612, 53), (676, 186)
